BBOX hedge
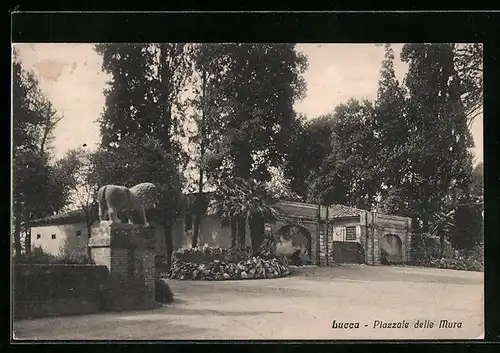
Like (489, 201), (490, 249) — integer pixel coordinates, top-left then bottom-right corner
(13, 246), (94, 265)
(410, 234), (483, 272)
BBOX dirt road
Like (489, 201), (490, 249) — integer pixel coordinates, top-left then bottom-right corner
(13, 265), (484, 340)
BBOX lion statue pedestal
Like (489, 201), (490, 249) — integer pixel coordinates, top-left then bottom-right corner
(89, 223), (156, 311)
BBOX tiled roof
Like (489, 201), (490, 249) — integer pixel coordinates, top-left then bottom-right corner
(30, 207), (99, 227)
(327, 204), (365, 218)
(30, 194), (366, 227)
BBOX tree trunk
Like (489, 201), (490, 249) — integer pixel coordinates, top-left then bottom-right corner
(24, 227), (31, 254)
(192, 68), (207, 249)
(192, 212), (201, 248)
(159, 45), (172, 151)
(233, 144), (252, 180)
(423, 215), (430, 233)
(164, 222), (174, 271)
(13, 201), (22, 256)
(439, 230), (445, 258)
(409, 215), (417, 233)
(250, 217), (265, 253)
(86, 211), (93, 260)
(230, 217), (237, 248)
(237, 216), (246, 248)
(40, 102), (56, 158)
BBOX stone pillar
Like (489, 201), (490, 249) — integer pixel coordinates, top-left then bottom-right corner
(372, 212), (381, 265)
(359, 212), (368, 264)
(89, 223), (156, 311)
(373, 230), (381, 265)
(318, 225), (327, 266)
(365, 212), (374, 265)
(406, 218), (412, 263)
(327, 224), (334, 266)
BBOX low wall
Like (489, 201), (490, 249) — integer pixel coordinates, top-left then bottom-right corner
(14, 264), (110, 320)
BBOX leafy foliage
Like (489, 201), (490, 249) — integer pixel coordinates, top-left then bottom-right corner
(13, 246), (94, 265)
(91, 135), (184, 224)
(453, 44), (483, 125)
(450, 203), (483, 250)
(155, 279), (174, 303)
(208, 177), (279, 250)
(94, 44), (193, 269)
(284, 114), (335, 199)
(54, 148), (100, 231)
(95, 43), (192, 166)
(469, 162), (483, 200)
(410, 234), (483, 272)
(308, 99), (379, 209)
(200, 44), (308, 182)
(429, 210), (456, 257)
(374, 44), (411, 214)
(399, 43), (475, 229)
(12, 51), (69, 255)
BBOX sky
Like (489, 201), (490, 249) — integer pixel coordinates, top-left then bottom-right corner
(14, 43), (483, 165)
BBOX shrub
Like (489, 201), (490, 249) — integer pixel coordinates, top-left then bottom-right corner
(13, 246), (94, 265)
(410, 234), (483, 272)
(155, 279), (174, 303)
(167, 244), (291, 280)
(173, 242), (284, 265)
(411, 233), (454, 262)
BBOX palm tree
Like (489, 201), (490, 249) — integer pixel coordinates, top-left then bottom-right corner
(208, 177), (279, 251)
(207, 178), (245, 248)
(429, 210), (455, 258)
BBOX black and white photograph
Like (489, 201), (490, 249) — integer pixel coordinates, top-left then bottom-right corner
(11, 42), (484, 340)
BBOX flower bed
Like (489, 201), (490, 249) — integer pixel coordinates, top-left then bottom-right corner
(167, 244), (291, 280)
(423, 257), (483, 272)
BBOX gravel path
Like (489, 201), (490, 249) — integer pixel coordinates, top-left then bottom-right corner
(13, 264), (483, 340)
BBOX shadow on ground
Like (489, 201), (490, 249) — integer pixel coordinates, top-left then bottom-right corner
(147, 307), (284, 317)
(290, 265), (484, 286)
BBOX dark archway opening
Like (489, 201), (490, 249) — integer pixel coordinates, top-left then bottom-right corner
(275, 225), (312, 265)
(380, 234), (403, 264)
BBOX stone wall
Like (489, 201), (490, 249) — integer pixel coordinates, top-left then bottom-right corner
(13, 264), (109, 320)
(170, 200), (411, 267)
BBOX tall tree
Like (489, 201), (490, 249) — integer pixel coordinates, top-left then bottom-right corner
(374, 44), (411, 215)
(208, 177), (279, 250)
(95, 43), (192, 267)
(469, 162), (483, 200)
(186, 44), (230, 247)
(200, 44), (307, 246)
(284, 114), (335, 200)
(309, 99), (379, 209)
(55, 148), (100, 239)
(453, 44), (483, 127)
(95, 44), (152, 147)
(400, 43), (475, 231)
(95, 43), (191, 164)
(205, 44), (308, 182)
(12, 51), (67, 255)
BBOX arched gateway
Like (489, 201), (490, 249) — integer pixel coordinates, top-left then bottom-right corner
(275, 225), (312, 264)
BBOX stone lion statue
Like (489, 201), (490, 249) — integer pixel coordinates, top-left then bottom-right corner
(97, 182), (158, 227)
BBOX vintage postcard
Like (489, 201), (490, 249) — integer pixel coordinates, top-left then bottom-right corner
(11, 42), (484, 340)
